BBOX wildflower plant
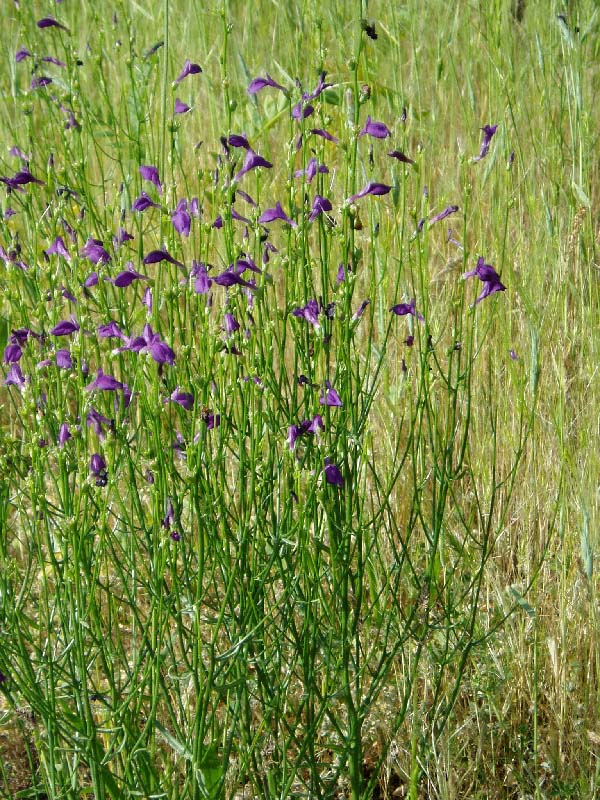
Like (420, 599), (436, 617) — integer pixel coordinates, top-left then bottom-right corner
(2, 1), (588, 799)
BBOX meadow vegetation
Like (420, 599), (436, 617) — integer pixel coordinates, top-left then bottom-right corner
(0, 1), (599, 797)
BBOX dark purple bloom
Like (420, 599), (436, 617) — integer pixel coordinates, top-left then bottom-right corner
(131, 323), (175, 365)
(324, 460), (344, 488)
(462, 256), (506, 303)
(175, 59), (202, 83)
(305, 71), (333, 101)
(473, 124), (498, 162)
(3, 344), (22, 363)
(258, 201), (297, 227)
(139, 165), (162, 194)
(228, 134), (251, 149)
(15, 48), (31, 62)
(107, 267), (149, 287)
(0, 168), (44, 192)
(4, 363), (26, 389)
(167, 387), (194, 410)
(310, 128), (340, 143)
(213, 269), (253, 289)
(42, 55), (66, 67)
(346, 182), (391, 203)
(55, 349), (73, 369)
(45, 235), (71, 261)
(390, 298), (425, 322)
(231, 207), (251, 224)
(201, 410), (220, 429)
(247, 73), (287, 94)
(58, 423), (71, 447)
(359, 115), (391, 139)
(81, 238), (110, 265)
(288, 414), (324, 450)
(292, 101), (314, 120)
(234, 149), (273, 182)
(295, 157), (329, 183)
(429, 205), (459, 226)
(308, 194), (332, 223)
(37, 16), (69, 31)
(509, 349), (519, 360)
(132, 191), (161, 212)
(175, 98), (191, 114)
(143, 249), (184, 269)
(4, 207), (16, 219)
(172, 199), (191, 236)
(84, 272), (99, 288)
(388, 150), (415, 165)
(320, 380), (342, 407)
(50, 317), (80, 336)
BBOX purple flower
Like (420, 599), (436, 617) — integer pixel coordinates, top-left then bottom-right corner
(50, 317), (80, 336)
(223, 313), (240, 336)
(55, 349), (73, 369)
(97, 321), (125, 340)
(292, 299), (320, 328)
(81, 238), (110, 265)
(4, 363), (26, 389)
(324, 460), (344, 488)
(86, 407), (114, 438)
(234, 149), (273, 182)
(58, 423), (71, 447)
(258, 201), (297, 227)
(143, 286), (153, 313)
(113, 227), (134, 248)
(213, 269), (253, 289)
(429, 205), (459, 226)
(320, 380), (342, 407)
(175, 98), (191, 114)
(167, 387), (194, 410)
(0, 168), (44, 192)
(174, 59), (202, 83)
(462, 256), (506, 303)
(44, 235), (71, 261)
(353, 299), (370, 320)
(85, 369), (124, 392)
(390, 298), (425, 321)
(308, 194), (332, 223)
(346, 182), (391, 203)
(292, 101), (314, 120)
(143, 249), (184, 269)
(473, 124), (498, 162)
(201, 410), (221, 429)
(139, 165), (162, 194)
(90, 453), (108, 485)
(107, 267), (149, 287)
(247, 73), (287, 94)
(132, 191), (161, 212)
(42, 56), (66, 67)
(388, 150), (415, 165)
(130, 323), (175, 365)
(31, 76), (52, 89)
(172, 199), (191, 236)
(191, 260), (212, 294)
(288, 414), (324, 450)
(359, 115), (391, 139)
(310, 128), (340, 143)
(295, 157), (329, 183)
(3, 344), (22, 363)
(228, 134), (251, 149)
(15, 48), (31, 62)
(37, 16), (69, 31)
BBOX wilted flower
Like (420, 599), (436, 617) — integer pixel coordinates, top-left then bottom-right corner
(310, 128), (339, 143)
(462, 256), (506, 303)
(15, 48), (31, 62)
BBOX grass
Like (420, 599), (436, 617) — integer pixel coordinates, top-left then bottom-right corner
(0, 0), (598, 797)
